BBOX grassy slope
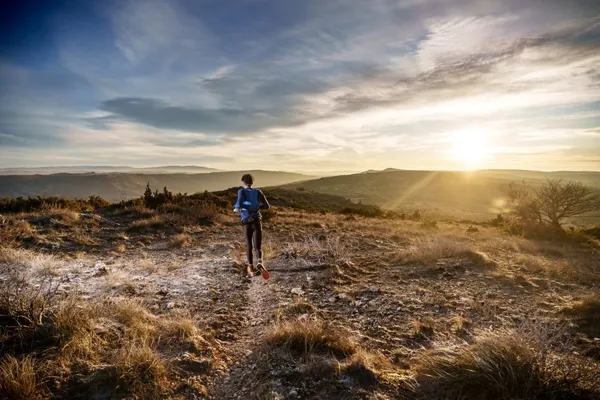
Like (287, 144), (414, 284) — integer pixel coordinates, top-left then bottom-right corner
(284, 169), (600, 221)
(0, 170), (315, 201)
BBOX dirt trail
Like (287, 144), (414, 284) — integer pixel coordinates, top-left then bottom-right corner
(209, 267), (285, 399)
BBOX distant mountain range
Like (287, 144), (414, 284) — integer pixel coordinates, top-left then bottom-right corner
(0, 165), (220, 175)
(1, 167), (599, 221)
(0, 170), (314, 201)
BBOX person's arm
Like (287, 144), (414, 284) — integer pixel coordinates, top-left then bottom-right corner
(258, 189), (271, 210)
(233, 188), (243, 212)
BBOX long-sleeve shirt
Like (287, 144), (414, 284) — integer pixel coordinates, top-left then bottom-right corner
(234, 187), (270, 221)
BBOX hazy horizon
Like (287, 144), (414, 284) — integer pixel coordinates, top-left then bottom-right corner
(3, 164), (600, 176)
(2, 1), (600, 172)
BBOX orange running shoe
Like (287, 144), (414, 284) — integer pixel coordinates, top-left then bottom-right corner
(257, 263), (270, 280)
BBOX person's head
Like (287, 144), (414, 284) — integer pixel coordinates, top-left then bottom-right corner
(241, 173), (254, 187)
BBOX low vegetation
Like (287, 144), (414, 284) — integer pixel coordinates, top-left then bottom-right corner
(0, 261), (221, 399)
(1, 182), (599, 399)
(412, 332), (599, 399)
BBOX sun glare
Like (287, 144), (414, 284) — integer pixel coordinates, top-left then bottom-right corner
(451, 131), (489, 169)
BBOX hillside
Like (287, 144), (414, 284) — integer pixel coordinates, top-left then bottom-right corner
(285, 169), (600, 221)
(1, 192), (599, 399)
(0, 170), (314, 201)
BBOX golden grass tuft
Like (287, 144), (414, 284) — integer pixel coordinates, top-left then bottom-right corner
(412, 318), (435, 339)
(413, 335), (543, 399)
(400, 235), (472, 264)
(0, 216), (33, 247)
(341, 349), (391, 387)
(171, 233), (191, 248)
(0, 356), (41, 400)
(411, 332), (596, 400)
(107, 299), (158, 339)
(127, 215), (167, 232)
(274, 300), (317, 321)
(265, 317), (356, 359)
(162, 315), (199, 342)
(110, 341), (169, 399)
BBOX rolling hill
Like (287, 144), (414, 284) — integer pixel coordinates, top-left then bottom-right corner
(0, 170), (314, 201)
(282, 169), (600, 220)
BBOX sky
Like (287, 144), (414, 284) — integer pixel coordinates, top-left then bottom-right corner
(1, 0), (599, 173)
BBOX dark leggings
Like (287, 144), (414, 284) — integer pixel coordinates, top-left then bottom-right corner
(243, 221), (262, 265)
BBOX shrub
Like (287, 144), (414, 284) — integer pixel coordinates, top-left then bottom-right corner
(412, 209), (422, 220)
(88, 195), (110, 209)
(340, 206), (384, 218)
(0, 196), (95, 213)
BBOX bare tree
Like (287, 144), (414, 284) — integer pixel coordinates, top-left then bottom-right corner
(507, 179), (600, 229)
(507, 181), (544, 224)
(535, 179), (600, 228)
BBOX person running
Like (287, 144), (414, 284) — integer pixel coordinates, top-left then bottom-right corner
(233, 174), (271, 279)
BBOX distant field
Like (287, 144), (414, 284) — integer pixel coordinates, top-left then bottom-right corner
(284, 169), (600, 224)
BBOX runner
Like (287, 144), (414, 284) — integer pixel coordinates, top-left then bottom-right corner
(233, 174), (271, 279)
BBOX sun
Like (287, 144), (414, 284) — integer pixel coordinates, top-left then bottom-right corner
(451, 131), (489, 169)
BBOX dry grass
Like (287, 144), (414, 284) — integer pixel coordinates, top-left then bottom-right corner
(480, 235), (600, 283)
(135, 257), (158, 274)
(112, 204), (155, 219)
(171, 233), (191, 248)
(0, 216), (33, 247)
(110, 341), (169, 399)
(0, 356), (41, 400)
(0, 274), (217, 399)
(413, 334), (542, 399)
(265, 317), (356, 359)
(412, 332), (594, 400)
(562, 296), (600, 338)
(274, 300), (317, 321)
(1, 248), (63, 279)
(127, 215), (168, 232)
(277, 234), (350, 266)
(72, 228), (99, 245)
(399, 234), (491, 267)
(263, 316), (393, 391)
(412, 318), (436, 339)
(341, 349), (391, 387)
(162, 315), (198, 341)
(115, 242), (126, 253)
(49, 208), (80, 225)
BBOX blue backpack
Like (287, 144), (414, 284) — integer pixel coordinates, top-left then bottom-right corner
(241, 188), (260, 211)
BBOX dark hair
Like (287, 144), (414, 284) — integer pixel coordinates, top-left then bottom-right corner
(241, 173), (254, 185)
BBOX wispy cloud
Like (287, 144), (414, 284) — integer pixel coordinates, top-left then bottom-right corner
(1, 0), (599, 170)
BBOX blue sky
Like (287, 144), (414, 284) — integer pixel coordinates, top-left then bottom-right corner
(1, 0), (599, 172)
